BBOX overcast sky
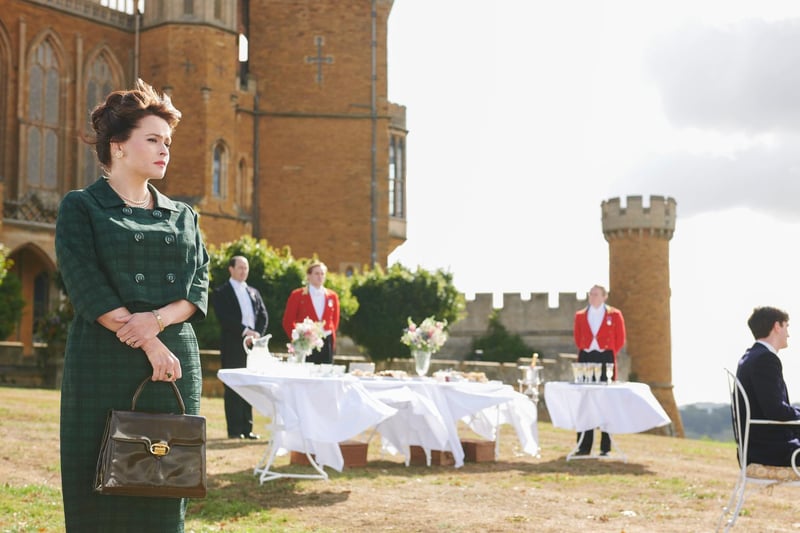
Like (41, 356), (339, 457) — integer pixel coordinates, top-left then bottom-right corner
(386, 0), (800, 405)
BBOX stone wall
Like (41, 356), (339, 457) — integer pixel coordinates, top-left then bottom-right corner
(440, 291), (589, 362)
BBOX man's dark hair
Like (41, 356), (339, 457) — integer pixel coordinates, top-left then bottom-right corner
(747, 306), (789, 339)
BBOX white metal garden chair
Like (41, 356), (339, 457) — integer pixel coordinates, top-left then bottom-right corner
(717, 369), (800, 532)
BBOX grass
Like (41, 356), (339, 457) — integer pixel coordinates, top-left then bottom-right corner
(1, 386), (799, 532)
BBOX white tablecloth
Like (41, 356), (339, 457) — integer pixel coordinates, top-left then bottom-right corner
(360, 378), (540, 467)
(218, 369), (396, 472)
(544, 381), (671, 434)
(219, 369), (540, 471)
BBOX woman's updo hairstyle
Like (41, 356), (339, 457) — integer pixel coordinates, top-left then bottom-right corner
(88, 78), (181, 168)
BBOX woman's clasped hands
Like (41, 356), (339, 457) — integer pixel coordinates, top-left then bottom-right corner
(115, 311), (181, 381)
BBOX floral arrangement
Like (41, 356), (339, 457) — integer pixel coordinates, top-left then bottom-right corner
(287, 317), (330, 357)
(401, 316), (448, 354)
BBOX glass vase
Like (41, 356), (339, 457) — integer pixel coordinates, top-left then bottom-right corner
(412, 349), (432, 377)
(288, 350), (307, 364)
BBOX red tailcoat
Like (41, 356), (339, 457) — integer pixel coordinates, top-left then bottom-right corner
(573, 305), (626, 356)
(282, 287), (341, 349)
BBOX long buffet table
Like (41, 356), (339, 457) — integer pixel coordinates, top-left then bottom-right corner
(218, 368), (540, 482)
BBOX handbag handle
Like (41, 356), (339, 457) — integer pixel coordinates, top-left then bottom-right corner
(130, 377), (186, 415)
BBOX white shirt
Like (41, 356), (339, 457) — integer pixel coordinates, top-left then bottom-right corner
(309, 285), (326, 322)
(756, 340), (778, 355)
(586, 304), (605, 352)
(230, 278), (255, 332)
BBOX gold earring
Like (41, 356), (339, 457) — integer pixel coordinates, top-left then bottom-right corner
(115, 150), (123, 159)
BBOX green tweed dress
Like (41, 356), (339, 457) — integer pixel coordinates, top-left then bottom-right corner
(55, 178), (209, 532)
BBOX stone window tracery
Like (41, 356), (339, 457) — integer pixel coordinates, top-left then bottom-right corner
(26, 40), (60, 194)
(388, 134), (405, 218)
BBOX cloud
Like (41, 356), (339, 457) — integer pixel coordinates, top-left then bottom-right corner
(612, 139), (800, 220)
(617, 17), (800, 220)
(644, 18), (800, 133)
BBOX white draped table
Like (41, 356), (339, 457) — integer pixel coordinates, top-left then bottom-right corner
(544, 381), (672, 461)
(218, 369), (540, 480)
(359, 378), (540, 467)
(217, 369), (397, 482)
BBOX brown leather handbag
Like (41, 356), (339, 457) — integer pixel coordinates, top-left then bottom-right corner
(94, 377), (207, 498)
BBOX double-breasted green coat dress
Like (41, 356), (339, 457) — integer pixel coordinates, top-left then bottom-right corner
(55, 177), (209, 532)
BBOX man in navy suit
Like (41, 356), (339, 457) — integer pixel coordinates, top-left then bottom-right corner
(212, 256), (269, 439)
(736, 306), (800, 466)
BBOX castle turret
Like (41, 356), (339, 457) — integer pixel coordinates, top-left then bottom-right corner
(601, 195), (684, 437)
(137, 0), (251, 244)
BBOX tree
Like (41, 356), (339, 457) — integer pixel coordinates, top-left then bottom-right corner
(340, 263), (465, 360)
(196, 236), (358, 351)
(470, 310), (538, 363)
(0, 245), (24, 340)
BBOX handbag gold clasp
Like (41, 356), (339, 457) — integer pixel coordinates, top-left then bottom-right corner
(150, 441), (170, 456)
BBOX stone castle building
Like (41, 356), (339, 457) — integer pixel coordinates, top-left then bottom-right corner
(1, 3), (684, 435)
(1, 0), (406, 352)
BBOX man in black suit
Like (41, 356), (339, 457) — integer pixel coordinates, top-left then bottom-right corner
(736, 306), (800, 466)
(212, 256), (269, 439)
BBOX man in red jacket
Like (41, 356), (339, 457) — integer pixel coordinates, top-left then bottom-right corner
(573, 284), (626, 455)
(282, 261), (340, 364)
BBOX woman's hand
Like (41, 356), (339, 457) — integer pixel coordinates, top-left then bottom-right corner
(140, 337), (182, 382)
(114, 312), (160, 349)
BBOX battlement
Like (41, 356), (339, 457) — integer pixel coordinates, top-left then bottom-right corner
(446, 292), (588, 342)
(601, 195), (676, 238)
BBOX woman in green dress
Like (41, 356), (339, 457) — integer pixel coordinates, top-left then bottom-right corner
(55, 79), (209, 531)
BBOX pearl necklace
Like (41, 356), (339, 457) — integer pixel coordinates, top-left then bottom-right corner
(105, 178), (151, 208)
(118, 189), (151, 208)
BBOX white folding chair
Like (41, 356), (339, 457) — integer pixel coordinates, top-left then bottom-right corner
(717, 369), (800, 532)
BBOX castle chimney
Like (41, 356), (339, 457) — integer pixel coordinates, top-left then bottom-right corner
(601, 195), (684, 437)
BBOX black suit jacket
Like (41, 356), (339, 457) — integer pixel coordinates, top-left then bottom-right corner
(736, 342), (800, 465)
(212, 280), (268, 369)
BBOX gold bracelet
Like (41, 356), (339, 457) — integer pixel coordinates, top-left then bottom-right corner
(152, 310), (165, 332)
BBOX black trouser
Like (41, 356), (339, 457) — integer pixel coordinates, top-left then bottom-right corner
(222, 348), (253, 437)
(306, 335), (334, 364)
(576, 349), (613, 454)
(224, 384), (253, 437)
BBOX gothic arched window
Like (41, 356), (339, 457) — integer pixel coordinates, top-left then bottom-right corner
(212, 142), (227, 198)
(388, 135), (406, 218)
(83, 55), (115, 186)
(27, 40), (60, 193)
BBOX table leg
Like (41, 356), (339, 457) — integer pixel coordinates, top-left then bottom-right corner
(494, 405), (501, 460)
(253, 440), (329, 483)
(605, 434), (627, 463)
(566, 431), (627, 462)
(566, 431), (589, 461)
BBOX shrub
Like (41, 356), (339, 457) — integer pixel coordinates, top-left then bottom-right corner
(0, 245), (24, 340)
(340, 263), (465, 360)
(197, 236), (358, 350)
(470, 310), (539, 363)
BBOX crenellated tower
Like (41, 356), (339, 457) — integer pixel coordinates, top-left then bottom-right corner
(601, 195), (684, 437)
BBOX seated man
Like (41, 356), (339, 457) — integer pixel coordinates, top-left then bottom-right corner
(736, 306), (800, 466)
